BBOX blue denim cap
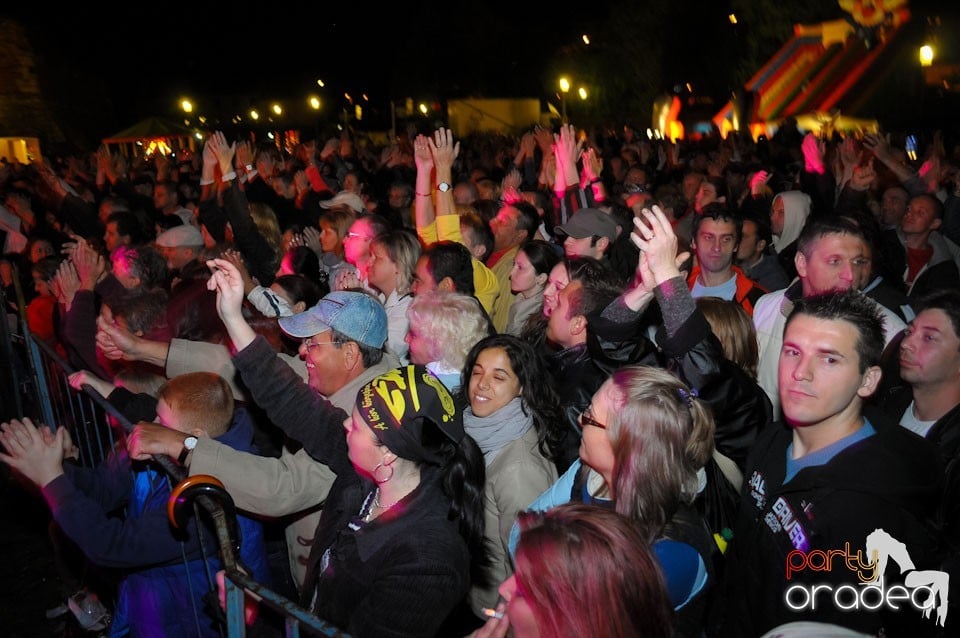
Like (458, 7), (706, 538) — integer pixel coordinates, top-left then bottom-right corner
(278, 291), (387, 349)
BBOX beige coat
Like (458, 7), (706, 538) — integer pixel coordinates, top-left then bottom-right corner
(469, 426), (557, 614)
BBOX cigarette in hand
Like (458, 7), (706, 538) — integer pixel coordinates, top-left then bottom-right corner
(481, 607), (504, 620)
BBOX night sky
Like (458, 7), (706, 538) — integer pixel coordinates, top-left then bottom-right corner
(4, 5), (597, 130)
(3, 1), (959, 145)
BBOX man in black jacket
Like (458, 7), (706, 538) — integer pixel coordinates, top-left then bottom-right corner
(720, 290), (943, 637)
(872, 289), (960, 634)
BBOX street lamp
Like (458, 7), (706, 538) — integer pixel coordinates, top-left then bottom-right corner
(918, 44), (935, 129)
(559, 76), (571, 123)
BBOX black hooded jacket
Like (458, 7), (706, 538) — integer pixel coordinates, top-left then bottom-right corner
(719, 420), (943, 637)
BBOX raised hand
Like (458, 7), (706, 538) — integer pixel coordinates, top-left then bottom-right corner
(630, 205), (687, 289)
(518, 131), (536, 161)
(801, 133), (826, 175)
(554, 124), (581, 174)
(539, 153), (557, 189)
(533, 125), (554, 156)
(202, 135), (218, 168)
(840, 136), (860, 170)
(0, 418), (66, 488)
(581, 147), (603, 183)
(430, 128), (460, 171)
(95, 144), (117, 183)
(335, 268), (363, 292)
(52, 259), (80, 309)
(383, 144), (403, 168)
(862, 132), (893, 163)
(918, 155), (941, 193)
(205, 258), (246, 325)
(749, 170), (771, 197)
(413, 135), (434, 171)
(207, 131), (236, 177)
(849, 158), (877, 192)
(235, 140), (254, 171)
(319, 138), (339, 162)
(71, 238), (105, 291)
(219, 249), (257, 294)
(501, 167), (523, 203)
(302, 226), (323, 254)
(285, 233), (307, 253)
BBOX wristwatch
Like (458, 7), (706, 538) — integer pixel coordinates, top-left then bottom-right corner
(436, 182), (452, 193)
(178, 435), (199, 465)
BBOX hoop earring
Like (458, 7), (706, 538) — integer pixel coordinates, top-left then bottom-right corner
(372, 462), (394, 484)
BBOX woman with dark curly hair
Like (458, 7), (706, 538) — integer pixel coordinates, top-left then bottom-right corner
(456, 333), (563, 619)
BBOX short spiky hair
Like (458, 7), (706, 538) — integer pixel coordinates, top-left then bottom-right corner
(509, 201), (541, 238)
(796, 216), (868, 258)
(158, 372), (234, 437)
(424, 241), (474, 295)
(787, 290), (884, 372)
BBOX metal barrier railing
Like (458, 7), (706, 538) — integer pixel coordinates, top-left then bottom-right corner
(1, 268), (348, 637)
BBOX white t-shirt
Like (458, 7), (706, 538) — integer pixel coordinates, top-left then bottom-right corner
(691, 273), (737, 301)
(899, 400), (937, 438)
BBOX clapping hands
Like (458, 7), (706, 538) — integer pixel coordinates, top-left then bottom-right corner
(630, 205), (689, 293)
(0, 418), (67, 488)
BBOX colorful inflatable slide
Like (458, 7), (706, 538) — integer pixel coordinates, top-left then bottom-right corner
(714, 1), (911, 135)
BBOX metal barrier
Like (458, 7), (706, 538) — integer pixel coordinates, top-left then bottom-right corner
(1, 269), (117, 468)
(1, 273), (348, 637)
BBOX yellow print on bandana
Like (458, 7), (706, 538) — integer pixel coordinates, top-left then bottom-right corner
(359, 384), (387, 430)
(373, 368), (422, 424)
(421, 370), (456, 422)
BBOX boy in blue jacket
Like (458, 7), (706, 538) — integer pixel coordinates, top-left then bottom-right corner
(0, 371), (270, 637)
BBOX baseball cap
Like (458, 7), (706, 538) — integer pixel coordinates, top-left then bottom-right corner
(279, 291), (387, 349)
(555, 208), (617, 241)
(356, 365), (464, 464)
(319, 192), (365, 214)
(155, 224), (204, 248)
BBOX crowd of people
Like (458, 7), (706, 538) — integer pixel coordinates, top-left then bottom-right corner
(0, 116), (959, 637)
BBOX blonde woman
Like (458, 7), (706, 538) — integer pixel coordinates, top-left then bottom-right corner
(367, 228), (422, 364)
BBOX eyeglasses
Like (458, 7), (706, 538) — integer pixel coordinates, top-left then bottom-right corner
(345, 232), (373, 241)
(578, 408), (607, 430)
(303, 337), (341, 351)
